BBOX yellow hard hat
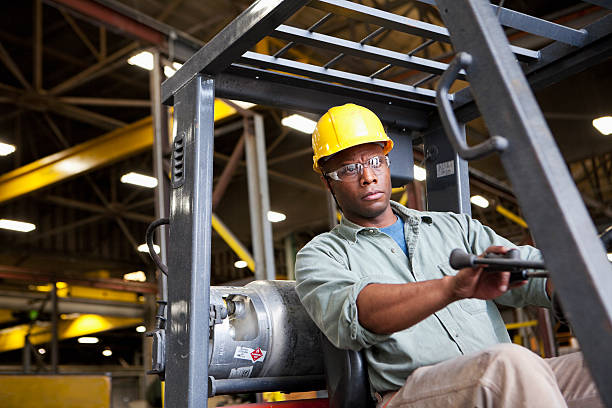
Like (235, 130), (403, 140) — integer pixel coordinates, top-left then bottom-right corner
(311, 103), (393, 173)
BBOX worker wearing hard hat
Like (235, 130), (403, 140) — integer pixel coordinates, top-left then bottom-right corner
(295, 104), (601, 408)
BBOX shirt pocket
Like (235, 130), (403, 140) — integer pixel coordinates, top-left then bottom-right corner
(437, 263), (488, 315)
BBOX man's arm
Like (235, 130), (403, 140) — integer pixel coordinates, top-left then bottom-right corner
(358, 246), (523, 334)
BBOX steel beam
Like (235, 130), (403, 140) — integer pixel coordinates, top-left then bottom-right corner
(0, 100), (238, 204)
(0, 264), (157, 293)
(216, 65), (431, 130)
(239, 52), (439, 102)
(150, 50), (169, 298)
(166, 75), (213, 407)
(308, 0), (539, 62)
(0, 314), (142, 353)
(415, 0), (587, 46)
(34, 0), (43, 91)
(0, 43), (33, 90)
(437, 1), (612, 405)
(271, 25), (466, 79)
(245, 115), (276, 280)
(58, 97), (150, 107)
(161, 0), (311, 103)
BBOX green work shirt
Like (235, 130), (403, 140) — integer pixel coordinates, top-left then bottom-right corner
(295, 201), (551, 393)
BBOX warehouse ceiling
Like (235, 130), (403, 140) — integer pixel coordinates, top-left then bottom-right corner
(0, 0), (610, 298)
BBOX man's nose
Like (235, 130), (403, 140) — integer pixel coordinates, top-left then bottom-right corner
(361, 167), (377, 185)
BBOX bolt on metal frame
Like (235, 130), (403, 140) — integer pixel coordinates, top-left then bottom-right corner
(161, 0), (612, 406)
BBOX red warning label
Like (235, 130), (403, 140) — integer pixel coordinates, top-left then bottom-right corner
(251, 347), (264, 362)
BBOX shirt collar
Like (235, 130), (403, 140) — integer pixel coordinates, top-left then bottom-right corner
(335, 200), (433, 243)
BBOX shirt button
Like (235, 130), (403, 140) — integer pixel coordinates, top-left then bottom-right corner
(391, 248), (396, 253)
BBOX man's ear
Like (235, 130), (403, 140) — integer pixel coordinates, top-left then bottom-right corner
(320, 175), (332, 192)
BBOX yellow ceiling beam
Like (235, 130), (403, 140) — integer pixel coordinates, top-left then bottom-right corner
(0, 99), (238, 204)
(0, 314), (141, 353)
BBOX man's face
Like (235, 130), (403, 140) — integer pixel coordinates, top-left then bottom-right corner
(321, 143), (393, 225)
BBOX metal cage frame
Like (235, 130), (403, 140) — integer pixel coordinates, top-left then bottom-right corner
(160, 0), (612, 406)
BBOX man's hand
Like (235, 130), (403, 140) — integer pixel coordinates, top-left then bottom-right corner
(450, 246), (527, 301)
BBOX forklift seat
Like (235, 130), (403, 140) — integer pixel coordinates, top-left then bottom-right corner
(321, 334), (376, 408)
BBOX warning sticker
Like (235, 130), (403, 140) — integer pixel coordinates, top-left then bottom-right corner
(234, 346), (267, 363)
(229, 366), (253, 379)
(436, 160), (455, 178)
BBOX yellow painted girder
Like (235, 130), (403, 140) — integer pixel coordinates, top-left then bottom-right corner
(0, 314), (141, 353)
(0, 99), (238, 204)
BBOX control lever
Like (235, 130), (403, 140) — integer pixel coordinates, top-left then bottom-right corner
(449, 249), (549, 283)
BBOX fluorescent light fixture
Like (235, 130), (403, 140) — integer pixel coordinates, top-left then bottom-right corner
(593, 116), (612, 135)
(127, 51), (154, 70)
(136, 325), (146, 333)
(413, 166), (426, 181)
(234, 260), (248, 269)
(38, 348), (46, 355)
(229, 100), (256, 110)
(607, 253), (612, 262)
(281, 114), (317, 134)
(470, 195), (490, 208)
(124, 271), (147, 282)
(0, 219), (36, 232)
(137, 243), (160, 254)
(102, 348), (113, 357)
(267, 211), (286, 223)
(120, 172), (158, 188)
(0, 142), (15, 156)
(164, 62), (183, 78)
(164, 65), (176, 77)
(78, 336), (99, 344)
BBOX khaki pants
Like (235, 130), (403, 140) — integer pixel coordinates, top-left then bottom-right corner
(376, 344), (602, 408)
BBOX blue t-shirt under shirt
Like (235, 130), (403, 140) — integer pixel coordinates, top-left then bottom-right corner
(380, 215), (408, 256)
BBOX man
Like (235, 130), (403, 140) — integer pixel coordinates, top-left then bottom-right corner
(294, 104), (601, 407)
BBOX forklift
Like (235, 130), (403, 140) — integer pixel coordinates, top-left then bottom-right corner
(145, 0), (612, 406)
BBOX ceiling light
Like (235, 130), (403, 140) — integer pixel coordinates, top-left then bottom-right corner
(607, 253), (612, 262)
(0, 219), (36, 232)
(38, 348), (46, 355)
(102, 348), (112, 357)
(413, 166), (426, 181)
(124, 271), (147, 282)
(234, 260), (248, 269)
(229, 100), (255, 110)
(137, 243), (159, 254)
(120, 172), (158, 188)
(127, 51), (154, 71)
(593, 116), (612, 135)
(136, 325), (146, 333)
(267, 211), (286, 223)
(470, 195), (490, 208)
(164, 65), (176, 77)
(77, 336), (99, 344)
(281, 114), (317, 134)
(0, 142), (15, 156)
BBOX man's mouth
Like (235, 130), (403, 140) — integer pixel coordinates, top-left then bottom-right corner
(362, 191), (384, 201)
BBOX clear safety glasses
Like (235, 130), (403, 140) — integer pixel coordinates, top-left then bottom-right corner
(324, 155), (390, 182)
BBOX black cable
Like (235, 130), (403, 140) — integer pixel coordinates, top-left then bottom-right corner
(146, 218), (169, 276)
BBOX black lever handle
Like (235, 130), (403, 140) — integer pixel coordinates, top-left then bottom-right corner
(449, 248), (549, 282)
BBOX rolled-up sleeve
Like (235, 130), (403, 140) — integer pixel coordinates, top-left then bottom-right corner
(458, 214), (552, 309)
(295, 243), (391, 351)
